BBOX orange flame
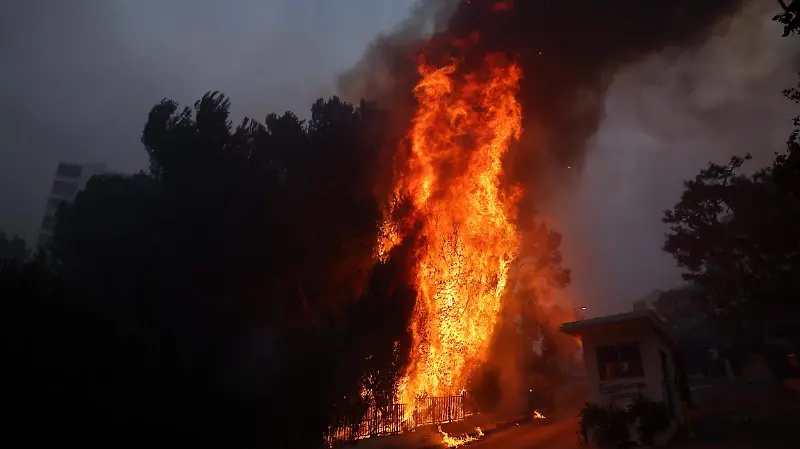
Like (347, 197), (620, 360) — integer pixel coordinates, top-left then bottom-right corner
(491, 0), (514, 12)
(438, 426), (484, 448)
(378, 43), (523, 413)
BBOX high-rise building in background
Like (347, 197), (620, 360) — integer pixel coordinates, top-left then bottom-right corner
(38, 162), (109, 249)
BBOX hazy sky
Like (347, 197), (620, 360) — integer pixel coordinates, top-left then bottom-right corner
(0, 0), (417, 242)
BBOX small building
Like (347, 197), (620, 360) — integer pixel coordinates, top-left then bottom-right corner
(561, 310), (685, 446)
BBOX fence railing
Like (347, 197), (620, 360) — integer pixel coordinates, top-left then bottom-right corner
(413, 394), (466, 426)
(325, 394), (474, 447)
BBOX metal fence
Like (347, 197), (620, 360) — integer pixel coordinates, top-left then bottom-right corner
(413, 394), (467, 426)
(325, 394), (473, 447)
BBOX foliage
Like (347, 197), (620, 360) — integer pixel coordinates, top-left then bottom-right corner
(577, 402), (631, 446)
(628, 395), (673, 445)
(653, 286), (707, 335)
(31, 92), (401, 449)
(774, 0), (800, 36)
(577, 395), (672, 447)
(1, 259), (165, 447)
(654, 286), (751, 374)
(52, 173), (159, 303)
(0, 231), (29, 263)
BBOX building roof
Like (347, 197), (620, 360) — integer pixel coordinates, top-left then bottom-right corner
(560, 309), (675, 345)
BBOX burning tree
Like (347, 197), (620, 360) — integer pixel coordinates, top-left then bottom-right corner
(375, 32), (526, 413)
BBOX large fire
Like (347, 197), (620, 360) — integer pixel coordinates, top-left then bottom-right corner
(377, 35), (524, 412)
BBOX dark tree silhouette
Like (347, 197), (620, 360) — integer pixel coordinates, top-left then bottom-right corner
(0, 231), (29, 262)
(10, 91), (408, 449)
(775, 0), (800, 36)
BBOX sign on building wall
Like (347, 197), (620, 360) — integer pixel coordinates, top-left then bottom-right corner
(599, 381), (647, 404)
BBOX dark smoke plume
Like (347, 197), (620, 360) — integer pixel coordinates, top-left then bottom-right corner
(340, 0), (745, 206)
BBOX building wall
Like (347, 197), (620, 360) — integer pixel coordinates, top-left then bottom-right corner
(38, 162), (107, 248)
(654, 335), (684, 424)
(577, 321), (684, 426)
(579, 322), (663, 406)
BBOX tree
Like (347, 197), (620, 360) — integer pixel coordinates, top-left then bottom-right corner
(0, 231), (29, 263)
(46, 91), (405, 448)
(53, 173), (159, 303)
(662, 146), (799, 346)
(774, 0), (800, 36)
(653, 286), (725, 372)
(1, 254), (167, 448)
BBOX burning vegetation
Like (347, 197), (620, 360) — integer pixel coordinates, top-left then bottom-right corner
(378, 33), (524, 412)
(438, 426), (484, 447)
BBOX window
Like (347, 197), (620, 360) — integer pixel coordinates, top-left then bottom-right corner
(51, 180), (78, 197)
(41, 215), (57, 232)
(56, 163), (82, 178)
(596, 342), (644, 380)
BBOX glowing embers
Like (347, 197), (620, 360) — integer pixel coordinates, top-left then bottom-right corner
(438, 426), (484, 448)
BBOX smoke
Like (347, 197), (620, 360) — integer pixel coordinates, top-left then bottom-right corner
(341, 0), (747, 199)
(484, 259), (584, 418)
(337, 0), (798, 414)
(338, 0), (459, 105)
(544, 0), (800, 314)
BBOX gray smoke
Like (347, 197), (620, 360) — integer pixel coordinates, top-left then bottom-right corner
(544, 0), (800, 314)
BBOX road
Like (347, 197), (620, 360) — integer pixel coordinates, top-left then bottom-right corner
(469, 417), (579, 449)
(465, 379), (800, 449)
